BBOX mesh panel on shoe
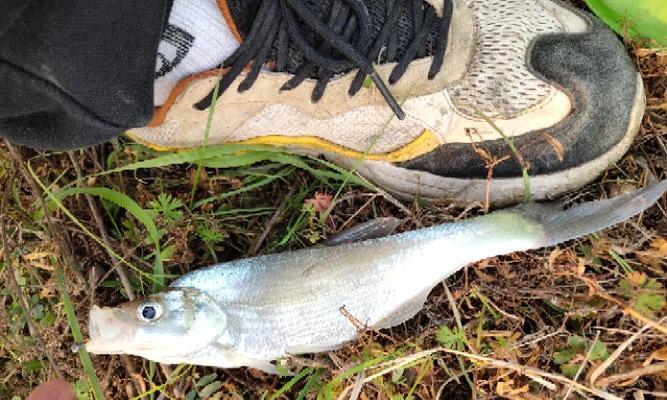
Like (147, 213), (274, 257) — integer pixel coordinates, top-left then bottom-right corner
(448, 0), (564, 118)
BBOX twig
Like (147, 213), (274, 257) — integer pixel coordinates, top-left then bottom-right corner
(571, 274), (667, 335)
(360, 347), (622, 400)
(353, 172), (412, 217)
(472, 286), (524, 323)
(473, 108), (532, 202)
(121, 355), (145, 399)
(444, 284), (464, 332)
(636, 390), (667, 398)
(4, 141), (87, 286)
(590, 317), (666, 385)
(68, 151), (135, 300)
(596, 362), (667, 387)
(337, 194), (378, 232)
(0, 173), (64, 379)
(346, 371), (365, 400)
(248, 186), (296, 256)
(443, 284), (476, 394)
(467, 129), (511, 213)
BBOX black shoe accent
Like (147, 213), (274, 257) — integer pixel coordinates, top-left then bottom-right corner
(399, 14), (639, 179)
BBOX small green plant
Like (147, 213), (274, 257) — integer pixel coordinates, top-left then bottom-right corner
(195, 220), (226, 262)
(619, 272), (666, 317)
(436, 326), (469, 351)
(74, 378), (92, 400)
(195, 222), (225, 247)
(553, 336), (609, 378)
(436, 325), (474, 389)
(149, 193), (184, 222)
(185, 373), (224, 400)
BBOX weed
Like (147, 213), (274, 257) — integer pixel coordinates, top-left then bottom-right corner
(619, 272), (667, 317)
(553, 336), (609, 378)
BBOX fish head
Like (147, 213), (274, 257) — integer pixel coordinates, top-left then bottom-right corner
(85, 288), (227, 360)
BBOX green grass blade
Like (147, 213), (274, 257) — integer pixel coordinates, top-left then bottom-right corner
(269, 154), (371, 189)
(28, 161), (157, 285)
(269, 367), (314, 400)
(199, 152), (281, 169)
(296, 369), (322, 400)
(190, 77), (221, 207)
(474, 109), (533, 203)
(56, 270), (104, 400)
(320, 355), (392, 400)
(100, 144), (283, 175)
(51, 187), (164, 290)
(193, 167), (293, 209)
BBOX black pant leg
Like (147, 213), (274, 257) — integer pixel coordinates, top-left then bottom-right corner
(0, 0), (170, 150)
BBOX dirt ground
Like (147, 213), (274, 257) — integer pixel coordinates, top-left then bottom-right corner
(1, 3), (666, 400)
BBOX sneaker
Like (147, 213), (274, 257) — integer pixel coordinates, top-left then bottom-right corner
(129, 0), (645, 205)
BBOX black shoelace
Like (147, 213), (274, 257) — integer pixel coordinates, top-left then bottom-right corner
(195, 0), (453, 120)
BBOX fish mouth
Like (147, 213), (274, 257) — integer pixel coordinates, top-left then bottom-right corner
(85, 305), (134, 355)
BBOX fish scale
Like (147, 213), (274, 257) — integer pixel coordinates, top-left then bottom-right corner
(85, 181), (667, 373)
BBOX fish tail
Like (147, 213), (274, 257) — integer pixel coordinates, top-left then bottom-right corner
(517, 180), (667, 248)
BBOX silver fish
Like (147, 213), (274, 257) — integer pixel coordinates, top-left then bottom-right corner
(85, 181), (667, 373)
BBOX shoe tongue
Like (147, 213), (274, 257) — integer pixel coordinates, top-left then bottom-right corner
(226, 0), (370, 40)
(226, 0), (263, 39)
(226, 0), (439, 74)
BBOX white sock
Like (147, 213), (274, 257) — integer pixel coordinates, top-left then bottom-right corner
(154, 0), (240, 106)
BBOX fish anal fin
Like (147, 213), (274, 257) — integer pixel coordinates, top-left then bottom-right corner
(371, 288), (431, 330)
(324, 217), (404, 246)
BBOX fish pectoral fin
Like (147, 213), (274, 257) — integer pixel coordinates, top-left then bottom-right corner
(204, 344), (281, 374)
(324, 217), (404, 246)
(244, 359), (280, 375)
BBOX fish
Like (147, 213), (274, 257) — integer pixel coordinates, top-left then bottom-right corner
(85, 180), (667, 373)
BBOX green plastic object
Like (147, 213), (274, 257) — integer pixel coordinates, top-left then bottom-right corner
(585, 0), (667, 47)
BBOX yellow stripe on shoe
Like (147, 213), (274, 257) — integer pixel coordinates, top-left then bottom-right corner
(126, 129), (441, 163)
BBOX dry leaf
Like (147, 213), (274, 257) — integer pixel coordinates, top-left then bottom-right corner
(627, 271), (648, 287)
(649, 346), (667, 362)
(39, 278), (57, 299)
(547, 247), (563, 270)
(591, 238), (612, 256)
(650, 237), (667, 257)
(576, 257), (587, 276)
(22, 252), (54, 261)
(635, 48), (655, 58)
(497, 379), (529, 396)
(657, 51), (667, 67)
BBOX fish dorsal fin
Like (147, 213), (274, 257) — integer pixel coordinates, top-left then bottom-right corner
(323, 217), (404, 246)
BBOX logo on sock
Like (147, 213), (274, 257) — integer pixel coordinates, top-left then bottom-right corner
(156, 24), (196, 78)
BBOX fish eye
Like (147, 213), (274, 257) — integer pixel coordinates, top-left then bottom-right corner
(137, 302), (163, 322)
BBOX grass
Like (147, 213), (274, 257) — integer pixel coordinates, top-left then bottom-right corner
(1, 7), (667, 400)
(56, 269), (104, 400)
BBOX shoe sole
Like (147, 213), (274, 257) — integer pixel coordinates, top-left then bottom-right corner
(325, 74), (645, 206)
